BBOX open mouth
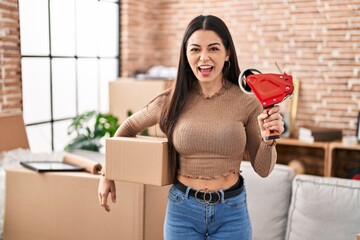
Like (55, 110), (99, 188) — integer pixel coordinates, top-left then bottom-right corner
(198, 65), (213, 74)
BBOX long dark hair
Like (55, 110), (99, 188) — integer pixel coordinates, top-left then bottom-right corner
(160, 15), (241, 182)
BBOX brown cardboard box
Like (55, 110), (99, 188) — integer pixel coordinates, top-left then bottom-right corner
(109, 78), (173, 137)
(106, 136), (171, 186)
(1, 113), (170, 240)
(4, 168), (170, 240)
(356, 233), (360, 240)
(0, 113), (29, 152)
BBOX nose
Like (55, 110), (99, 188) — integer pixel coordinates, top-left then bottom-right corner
(199, 51), (209, 62)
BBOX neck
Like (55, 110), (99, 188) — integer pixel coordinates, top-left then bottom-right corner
(198, 80), (224, 98)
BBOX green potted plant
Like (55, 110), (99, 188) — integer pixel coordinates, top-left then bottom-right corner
(64, 111), (119, 152)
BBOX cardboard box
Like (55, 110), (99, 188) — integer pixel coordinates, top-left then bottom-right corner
(109, 78), (173, 137)
(1, 113), (170, 240)
(0, 113), (29, 152)
(4, 168), (170, 240)
(356, 233), (360, 240)
(106, 136), (171, 186)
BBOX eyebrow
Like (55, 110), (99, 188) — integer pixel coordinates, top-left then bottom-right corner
(189, 43), (221, 47)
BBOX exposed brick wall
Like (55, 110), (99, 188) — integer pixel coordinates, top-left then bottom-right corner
(120, 0), (160, 77)
(121, 0), (360, 136)
(0, 0), (22, 114)
(1, 0), (359, 136)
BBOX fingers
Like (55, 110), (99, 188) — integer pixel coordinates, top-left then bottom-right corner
(257, 111), (281, 125)
(267, 105), (280, 115)
(258, 106), (285, 135)
(110, 184), (117, 203)
(264, 112), (282, 123)
(258, 112), (269, 123)
(98, 179), (116, 212)
(264, 119), (284, 133)
(263, 113), (284, 134)
(101, 191), (111, 212)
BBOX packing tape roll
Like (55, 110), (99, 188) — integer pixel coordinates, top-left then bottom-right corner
(63, 153), (102, 174)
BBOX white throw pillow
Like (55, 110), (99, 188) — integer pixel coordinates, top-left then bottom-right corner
(286, 175), (360, 240)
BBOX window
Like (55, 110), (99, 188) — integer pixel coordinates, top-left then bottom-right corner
(19, 0), (119, 152)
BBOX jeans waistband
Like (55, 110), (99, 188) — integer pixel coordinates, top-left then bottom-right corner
(174, 175), (244, 204)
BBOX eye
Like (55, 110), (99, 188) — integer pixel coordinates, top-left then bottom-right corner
(209, 47), (219, 51)
(190, 48), (200, 52)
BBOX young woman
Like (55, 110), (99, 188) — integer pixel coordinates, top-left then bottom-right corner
(98, 15), (284, 240)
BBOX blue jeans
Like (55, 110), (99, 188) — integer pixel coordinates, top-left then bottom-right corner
(163, 183), (252, 240)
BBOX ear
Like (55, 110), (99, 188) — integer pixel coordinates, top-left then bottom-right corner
(225, 49), (230, 61)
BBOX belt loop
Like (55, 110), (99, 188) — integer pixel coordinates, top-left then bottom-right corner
(219, 189), (225, 203)
(185, 187), (191, 199)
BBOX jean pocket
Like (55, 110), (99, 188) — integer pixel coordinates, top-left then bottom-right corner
(168, 185), (186, 204)
(223, 191), (247, 208)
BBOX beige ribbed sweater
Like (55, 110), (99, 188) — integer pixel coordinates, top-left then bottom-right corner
(115, 82), (277, 179)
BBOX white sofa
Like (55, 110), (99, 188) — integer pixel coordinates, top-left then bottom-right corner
(241, 161), (360, 240)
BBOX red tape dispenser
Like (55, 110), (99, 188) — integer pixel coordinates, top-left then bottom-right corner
(238, 67), (294, 140)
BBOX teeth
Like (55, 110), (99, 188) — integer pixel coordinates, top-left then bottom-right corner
(199, 66), (212, 69)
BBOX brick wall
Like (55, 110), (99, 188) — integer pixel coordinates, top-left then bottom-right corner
(121, 0), (360, 136)
(0, 0), (21, 114)
(1, 0), (359, 136)
(120, 0), (160, 77)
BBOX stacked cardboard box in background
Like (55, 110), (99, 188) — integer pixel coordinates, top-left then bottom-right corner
(3, 78), (176, 239)
(0, 113), (29, 152)
(4, 169), (169, 240)
(1, 113), (170, 240)
(109, 78), (173, 137)
(4, 168), (168, 240)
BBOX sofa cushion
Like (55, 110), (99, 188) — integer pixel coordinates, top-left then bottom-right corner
(286, 175), (360, 240)
(241, 161), (294, 240)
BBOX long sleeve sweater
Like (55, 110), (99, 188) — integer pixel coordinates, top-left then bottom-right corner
(115, 81), (277, 179)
